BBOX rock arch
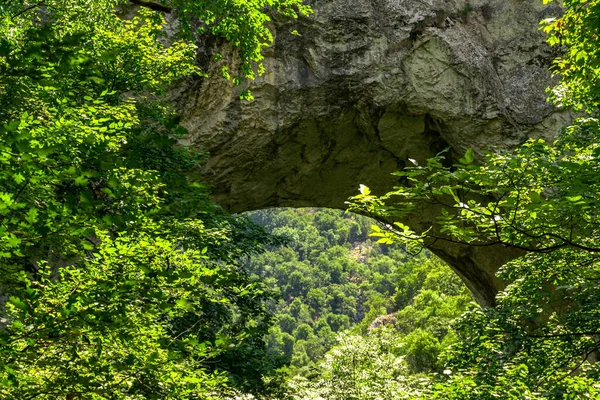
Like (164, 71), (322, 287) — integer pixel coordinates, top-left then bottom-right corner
(175, 0), (570, 306)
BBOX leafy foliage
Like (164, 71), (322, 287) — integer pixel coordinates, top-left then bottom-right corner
(167, 0), (312, 90)
(0, 0), (309, 398)
(245, 208), (471, 399)
(542, 0), (600, 110)
(288, 328), (428, 400)
(348, 0), (600, 397)
(1, 230), (277, 398)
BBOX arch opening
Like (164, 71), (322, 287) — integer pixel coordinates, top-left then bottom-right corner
(241, 207), (472, 375)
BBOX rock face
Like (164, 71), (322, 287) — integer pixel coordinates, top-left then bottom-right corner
(175, 0), (570, 306)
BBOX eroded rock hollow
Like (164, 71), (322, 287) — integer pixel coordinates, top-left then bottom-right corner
(175, 0), (570, 306)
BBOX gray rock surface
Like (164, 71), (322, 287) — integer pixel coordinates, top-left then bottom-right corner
(175, 0), (570, 305)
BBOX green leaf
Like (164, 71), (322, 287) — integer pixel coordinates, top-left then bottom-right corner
(8, 296), (28, 311)
(74, 175), (88, 186)
(529, 191), (541, 203)
(25, 208), (38, 224)
(464, 149), (475, 164)
(12, 173), (26, 185)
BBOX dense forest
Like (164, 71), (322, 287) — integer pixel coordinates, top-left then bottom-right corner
(245, 208), (470, 381)
(1, 0), (600, 399)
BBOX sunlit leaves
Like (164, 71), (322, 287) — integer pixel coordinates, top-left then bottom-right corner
(0, 227), (274, 398)
(347, 1), (600, 396)
(349, 118), (600, 396)
(161, 0), (312, 97)
(0, 0), (305, 397)
(541, 0), (600, 110)
(289, 329), (428, 400)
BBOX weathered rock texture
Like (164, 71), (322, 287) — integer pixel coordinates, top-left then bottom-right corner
(175, 0), (570, 305)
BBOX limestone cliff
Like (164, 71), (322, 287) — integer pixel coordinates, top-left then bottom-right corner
(174, 0), (570, 305)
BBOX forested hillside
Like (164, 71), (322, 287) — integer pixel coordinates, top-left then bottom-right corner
(245, 209), (471, 393)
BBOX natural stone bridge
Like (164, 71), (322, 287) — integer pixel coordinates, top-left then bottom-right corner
(174, 0), (570, 306)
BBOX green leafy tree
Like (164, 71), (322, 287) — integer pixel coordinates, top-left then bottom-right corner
(348, 0), (600, 397)
(0, 0), (310, 398)
(403, 329), (443, 374)
(288, 328), (428, 400)
(293, 324), (315, 341)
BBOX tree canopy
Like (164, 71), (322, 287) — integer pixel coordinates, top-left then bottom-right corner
(348, 0), (600, 397)
(0, 0), (309, 398)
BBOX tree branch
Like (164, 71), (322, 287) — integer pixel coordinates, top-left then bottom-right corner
(12, 2), (44, 19)
(128, 0), (172, 13)
(526, 331), (600, 339)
